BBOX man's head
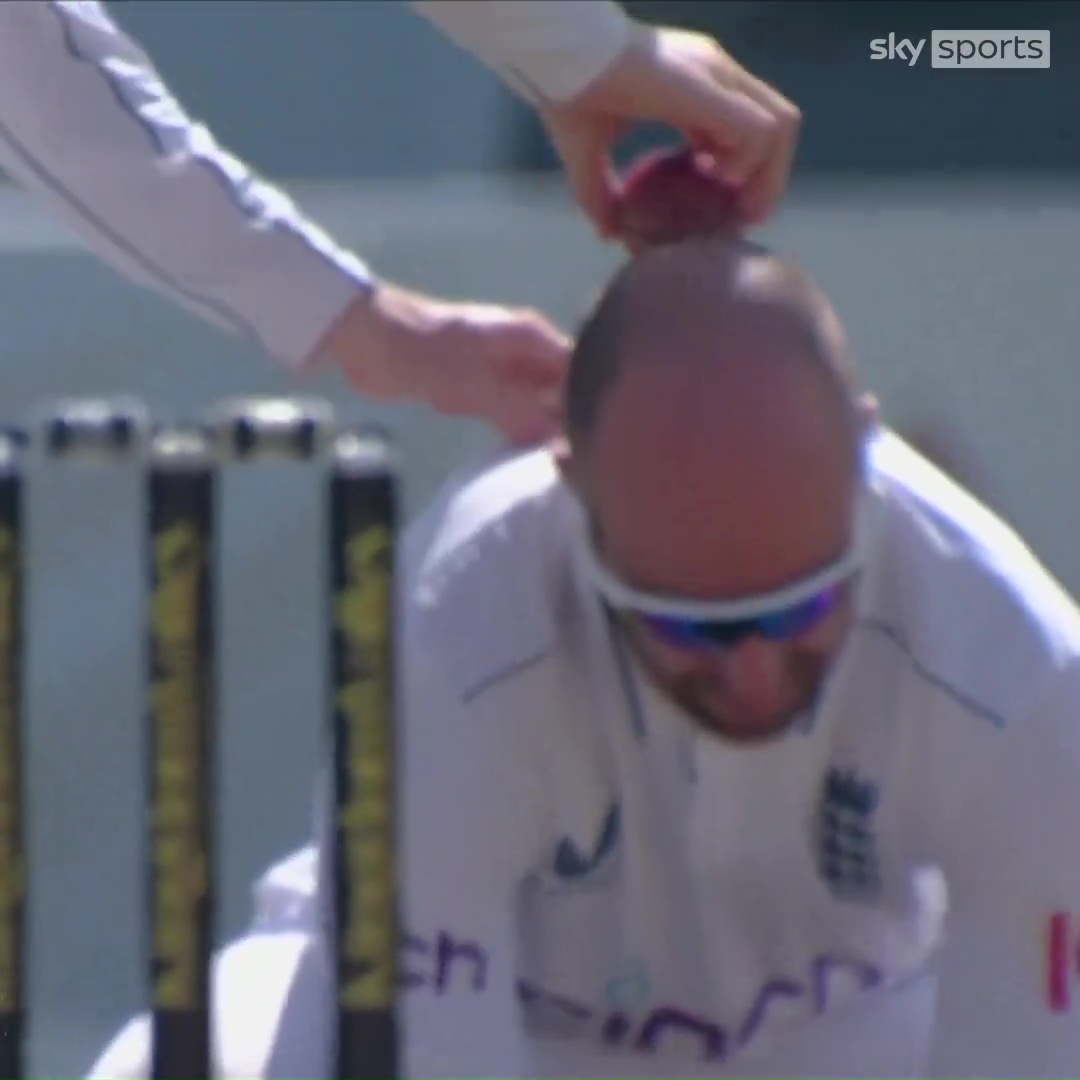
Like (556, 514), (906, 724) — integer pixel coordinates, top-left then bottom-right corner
(561, 237), (877, 742)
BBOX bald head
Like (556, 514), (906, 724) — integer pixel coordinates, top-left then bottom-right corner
(566, 237), (858, 458)
(566, 237), (870, 601)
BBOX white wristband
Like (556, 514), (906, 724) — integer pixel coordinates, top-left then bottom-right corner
(411, 1), (632, 104)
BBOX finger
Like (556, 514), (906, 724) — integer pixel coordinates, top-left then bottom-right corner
(678, 83), (776, 187)
(723, 73), (801, 224)
(545, 117), (623, 238)
(493, 366), (565, 446)
(682, 128), (751, 189)
(570, 150), (622, 240)
(501, 313), (572, 382)
(643, 37), (777, 185)
(608, 39), (774, 186)
(505, 389), (565, 447)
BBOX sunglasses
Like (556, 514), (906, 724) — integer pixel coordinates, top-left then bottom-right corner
(636, 582), (848, 649)
(579, 499), (871, 652)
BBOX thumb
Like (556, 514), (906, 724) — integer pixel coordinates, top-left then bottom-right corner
(544, 115), (622, 238)
(585, 28), (776, 186)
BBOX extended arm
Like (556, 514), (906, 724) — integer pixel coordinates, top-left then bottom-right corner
(0, 0), (371, 368)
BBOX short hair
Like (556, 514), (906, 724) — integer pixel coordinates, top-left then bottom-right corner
(564, 269), (634, 451)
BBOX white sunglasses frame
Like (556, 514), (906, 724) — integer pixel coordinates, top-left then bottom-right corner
(578, 483), (876, 623)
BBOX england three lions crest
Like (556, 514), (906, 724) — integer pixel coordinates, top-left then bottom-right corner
(815, 766), (882, 902)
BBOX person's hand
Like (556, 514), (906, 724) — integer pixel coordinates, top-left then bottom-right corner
(315, 283), (570, 446)
(539, 23), (801, 237)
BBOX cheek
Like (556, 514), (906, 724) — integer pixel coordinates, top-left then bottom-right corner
(626, 620), (703, 679)
(794, 599), (855, 659)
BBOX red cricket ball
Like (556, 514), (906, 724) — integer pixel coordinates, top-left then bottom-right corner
(614, 146), (742, 254)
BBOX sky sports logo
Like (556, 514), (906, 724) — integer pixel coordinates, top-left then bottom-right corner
(870, 30), (1050, 68)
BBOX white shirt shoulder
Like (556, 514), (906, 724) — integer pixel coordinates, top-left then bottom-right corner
(869, 430), (1079, 729)
(866, 435), (1080, 1078)
(405, 448), (574, 705)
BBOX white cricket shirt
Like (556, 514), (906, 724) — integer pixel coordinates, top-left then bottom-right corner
(88, 429), (1080, 1079)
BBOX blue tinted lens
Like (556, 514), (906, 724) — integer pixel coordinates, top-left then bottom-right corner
(642, 614), (754, 648)
(756, 590), (840, 639)
(643, 617), (747, 648)
(640, 586), (841, 649)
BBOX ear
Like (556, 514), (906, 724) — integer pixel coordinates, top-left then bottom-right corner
(855, 392), (881, 435)
(549, 434), (576, 486)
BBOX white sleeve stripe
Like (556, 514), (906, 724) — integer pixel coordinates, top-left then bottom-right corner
(0, 110), (257, 342)
(50, 2), (171, 157)
(49, 1), (308, 321)
(53, 2), (301, 236)
(0, 1), (263, 340)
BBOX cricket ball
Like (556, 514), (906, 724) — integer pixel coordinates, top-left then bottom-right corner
(614, 146), (741, 254)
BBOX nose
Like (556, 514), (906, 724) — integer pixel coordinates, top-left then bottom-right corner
(705, 635), (790, 715)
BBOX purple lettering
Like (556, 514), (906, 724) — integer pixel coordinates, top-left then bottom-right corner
(434, 931), (488, 994)
(736, 977), (804, 1048)
(811, 954), (882, 1012)
(401, 931), (887, 1068)
(634, 1007), (727, 1061)
(601, 1011), (632, 1044)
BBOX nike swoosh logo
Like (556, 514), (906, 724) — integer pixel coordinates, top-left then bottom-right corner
(553, 803), (621, 880)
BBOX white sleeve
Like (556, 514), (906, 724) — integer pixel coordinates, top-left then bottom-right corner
(399, 614), (546, 1078)
(84, 929), (330, 1079)
(84, 1016), (149, 1080)
(410, 1), (632, 104)
(0, 1), (372, 368)
(927, 657), (1080, 1079)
